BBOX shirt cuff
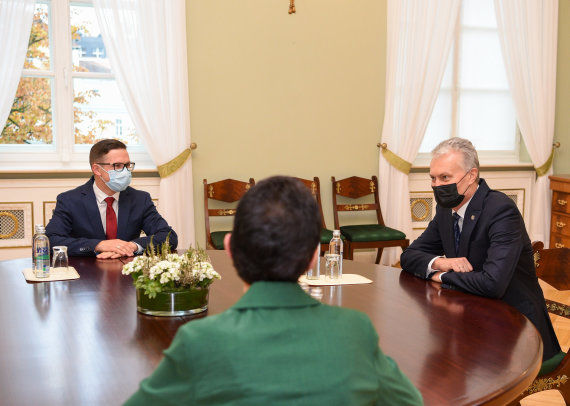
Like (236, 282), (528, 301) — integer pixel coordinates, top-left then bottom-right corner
(134, 243), (143, 254)
(426, 256), (442, 278)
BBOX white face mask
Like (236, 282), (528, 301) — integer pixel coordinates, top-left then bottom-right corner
(99, 166), (132, 192)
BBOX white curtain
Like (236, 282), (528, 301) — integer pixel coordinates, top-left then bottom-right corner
(494, 0), (558, 247)
(94, 0), (195, 249)
(379, 0), (460, 265)
(0, 0), (36, 130)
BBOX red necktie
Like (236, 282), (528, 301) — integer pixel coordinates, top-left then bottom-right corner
(105, 197), (117, 240)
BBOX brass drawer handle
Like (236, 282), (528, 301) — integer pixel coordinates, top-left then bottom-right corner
(555, 243), (566, 248)
(558, 199), (568, 206)
(556, 222), (567, 228)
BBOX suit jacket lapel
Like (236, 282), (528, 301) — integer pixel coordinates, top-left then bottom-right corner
(117, 188), (131, 240)
(81, 177), (106, 238)
(440, 209), (457, 257)
(458, 179), (489, 256)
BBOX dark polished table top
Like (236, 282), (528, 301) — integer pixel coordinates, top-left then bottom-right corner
(0, 251), (541, 405)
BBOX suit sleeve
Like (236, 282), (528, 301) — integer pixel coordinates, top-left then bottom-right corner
(123, 327), (195, 405)
(400, 209), (445, 280)
(369, 322), (423, 405)
(131, 193), (178, 252)
(45, 194), (102, 256)
(441, 201), (523, 298)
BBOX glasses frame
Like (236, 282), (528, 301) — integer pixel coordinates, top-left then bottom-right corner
(96, 162), (136, 172)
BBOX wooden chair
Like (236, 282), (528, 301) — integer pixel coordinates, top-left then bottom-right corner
(295, 177), (333, 255)
(508, 241), (570, 405)
(203, 178), (255, 249)
(331, 175), (409, 264)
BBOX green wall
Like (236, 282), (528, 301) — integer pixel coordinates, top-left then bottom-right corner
(186, 0), (570, 247)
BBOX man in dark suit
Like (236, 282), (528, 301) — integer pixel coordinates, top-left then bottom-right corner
(46, 139), (177, 258)
(125, 176), (423, 406)
(400, 137), (561, 368)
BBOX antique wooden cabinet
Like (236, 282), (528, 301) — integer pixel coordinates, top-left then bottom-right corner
(549, 175), (570, 249)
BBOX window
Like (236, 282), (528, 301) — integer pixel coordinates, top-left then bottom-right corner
(0, 0), (152, 170)
(416, 0), (523, 166)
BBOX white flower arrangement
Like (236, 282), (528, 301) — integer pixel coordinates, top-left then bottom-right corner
(122, 240), (221, 299)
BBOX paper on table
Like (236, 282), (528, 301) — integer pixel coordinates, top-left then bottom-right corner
(22, 267), (80, 283)
(298, 273), (372, 286)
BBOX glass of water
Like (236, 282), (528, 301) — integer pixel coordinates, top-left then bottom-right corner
(325, 253), (341, 280)
(52, 246), (69, 272)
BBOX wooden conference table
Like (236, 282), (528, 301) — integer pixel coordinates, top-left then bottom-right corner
(0, 251), (541, 405)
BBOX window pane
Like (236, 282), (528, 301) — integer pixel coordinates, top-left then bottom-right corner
(458, 91), (516, 150)
(420, 90), (452, 153)
(463, 0), (496, 28)
(26, 3), (51, 71)
(70, 5), (111, 73)
(1, 77), (54, 145)
(73, 78), (137, 145)
(460, 29), (509, 89)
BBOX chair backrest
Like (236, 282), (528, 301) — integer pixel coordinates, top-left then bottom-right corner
(295, 177), (327, 229)
(331, 175), (384, 229)
(532, 241), (570, 290)
(203, 178), (255, 248)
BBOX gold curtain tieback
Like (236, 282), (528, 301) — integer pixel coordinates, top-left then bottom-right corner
(535, 142), (560, 177)
(378, 143), (412, 175)
(157, 143), (197, 178)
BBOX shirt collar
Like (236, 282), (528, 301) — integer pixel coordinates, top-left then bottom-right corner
(231, 281), (320, 310)
(93, 181), (119, 204)
(453, 184), (479, 218)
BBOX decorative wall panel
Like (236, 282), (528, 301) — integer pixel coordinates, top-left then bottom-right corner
(0, 202), (33, 249)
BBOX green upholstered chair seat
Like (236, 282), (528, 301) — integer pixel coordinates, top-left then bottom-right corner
(340, 224), (406, 242)
(320, 228), (346, 244)
(211, 231), (230, 250)
(538, 350), (566, 376)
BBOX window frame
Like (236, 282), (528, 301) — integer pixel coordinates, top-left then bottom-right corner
(0, 0), (154, 172)
(414, 1), (526, 168)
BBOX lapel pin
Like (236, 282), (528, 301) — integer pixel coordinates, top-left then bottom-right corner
(471, 215), (475, 220)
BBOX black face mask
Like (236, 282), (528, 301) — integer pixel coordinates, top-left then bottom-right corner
(432, 172), (470, 209)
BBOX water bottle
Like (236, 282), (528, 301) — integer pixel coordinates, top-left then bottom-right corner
(33, 225), (50, 278)
(329, 230), (343, 278)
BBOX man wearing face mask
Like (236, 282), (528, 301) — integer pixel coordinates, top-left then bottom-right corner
(400, 137), (562, 372)
(46, 139), (177, 258)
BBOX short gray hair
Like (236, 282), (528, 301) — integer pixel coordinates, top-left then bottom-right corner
(431, 137), (480, 177)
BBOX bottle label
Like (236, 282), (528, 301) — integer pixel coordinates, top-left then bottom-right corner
(35, 246), (49, 260)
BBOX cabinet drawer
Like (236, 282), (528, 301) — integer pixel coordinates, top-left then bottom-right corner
(553, 191), (570, 215)
(551, 213), (570, 237)
(550, 234), (570, 249)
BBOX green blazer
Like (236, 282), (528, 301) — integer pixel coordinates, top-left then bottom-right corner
(124, 281), (423, 406)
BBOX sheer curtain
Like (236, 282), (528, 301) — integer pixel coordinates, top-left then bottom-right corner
(94, 0), (195, 248)
(379, 0), (460, 265)
(494, 0), (558, 246)
(0, 0), (36, 130)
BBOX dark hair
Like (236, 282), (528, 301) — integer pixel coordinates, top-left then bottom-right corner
(89, 139), (127, 165)
(230, 176), (321, 284)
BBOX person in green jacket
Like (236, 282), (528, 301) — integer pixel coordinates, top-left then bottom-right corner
(124, 175), (423, 406)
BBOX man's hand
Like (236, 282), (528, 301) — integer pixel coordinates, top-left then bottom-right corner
(432, 257), (473, 273)
(95, 239), (137, 258)
(429, 271), (445, 283)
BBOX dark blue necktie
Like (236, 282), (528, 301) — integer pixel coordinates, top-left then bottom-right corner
(453, 212), (461, 255)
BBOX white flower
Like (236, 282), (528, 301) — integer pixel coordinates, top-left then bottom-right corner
(149, 260), (181, 281)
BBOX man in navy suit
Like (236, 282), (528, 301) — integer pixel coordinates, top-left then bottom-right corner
(400, 137), (561, 368)
(46, 139), (177, 258)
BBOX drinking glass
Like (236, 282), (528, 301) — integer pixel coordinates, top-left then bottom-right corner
(325, 253), (341, 280)
(52, 246), (69, 272)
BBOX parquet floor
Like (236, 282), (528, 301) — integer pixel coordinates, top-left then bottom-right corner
(519, 279), (570, 406)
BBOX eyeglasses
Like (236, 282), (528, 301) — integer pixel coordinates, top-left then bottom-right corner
(97, 162), (136, 172)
